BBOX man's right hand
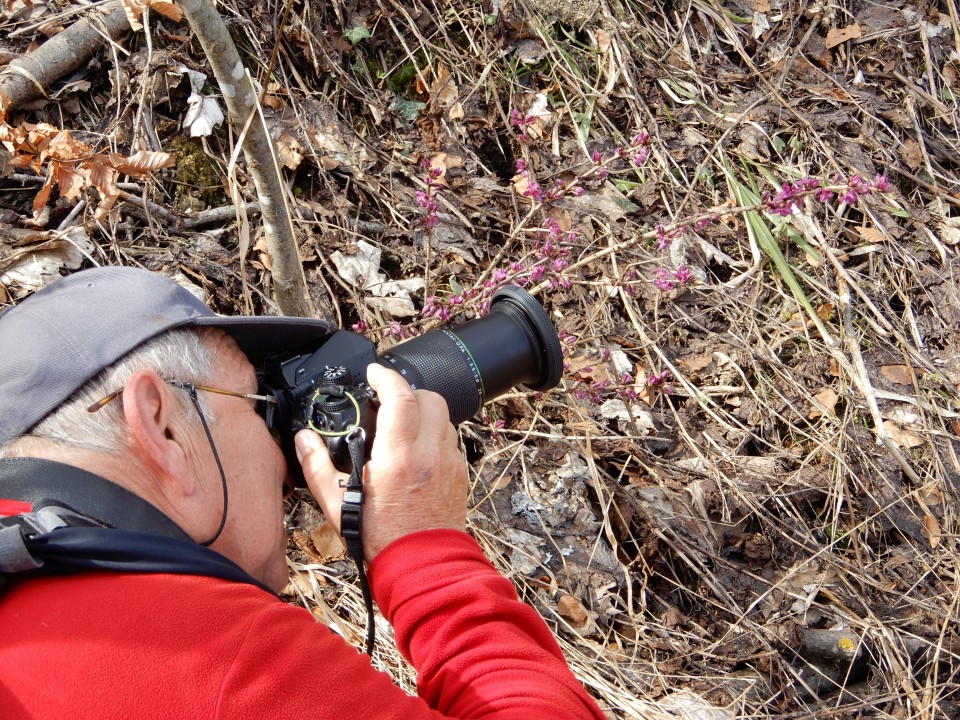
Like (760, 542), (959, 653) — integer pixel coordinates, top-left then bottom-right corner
(295, 363), (469, 562)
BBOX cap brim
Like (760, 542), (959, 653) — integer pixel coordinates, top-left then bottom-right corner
(192, 315), (335, 364)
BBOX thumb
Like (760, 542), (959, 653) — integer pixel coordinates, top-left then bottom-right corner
(295, 429), (345, 527)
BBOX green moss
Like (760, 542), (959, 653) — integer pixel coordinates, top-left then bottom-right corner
(169, 137), (224, 211)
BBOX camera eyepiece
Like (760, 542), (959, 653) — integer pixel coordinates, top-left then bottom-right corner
(262, 285), (563, 473)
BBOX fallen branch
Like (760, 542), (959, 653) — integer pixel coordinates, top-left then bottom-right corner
(0, 3), (131, 110)
(117, 191), (260, 230)
(2, 2), (314, 320)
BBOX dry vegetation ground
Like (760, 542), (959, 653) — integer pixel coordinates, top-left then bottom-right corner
(4, 0), (960, 717)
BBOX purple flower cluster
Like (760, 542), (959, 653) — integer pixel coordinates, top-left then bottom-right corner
(655, 223), (687, 250)
(652, 265), (693, 291)
(509, 108), (538, 144)
(509, 108), (536, 129)
(415, 161), (443, 230)
(646, 370), (673, 395)
(383, 320), (417, 340)
(569, 378), (612, 402)
(422, 287), (482, 323)
(837, 173), (889, 205)
(510, 218), (574, 291)
(514, 159), (585, 205)
(629, 131), (650, 166)
(762, 173), (890, 216)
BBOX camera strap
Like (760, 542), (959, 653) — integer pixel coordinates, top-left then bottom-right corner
(339, 428), (375, 656)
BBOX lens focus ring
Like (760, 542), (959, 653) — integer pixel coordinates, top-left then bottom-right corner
(380, 329), (483, 424)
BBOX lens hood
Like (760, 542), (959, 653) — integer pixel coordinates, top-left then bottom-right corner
(489, 286), (563, 392)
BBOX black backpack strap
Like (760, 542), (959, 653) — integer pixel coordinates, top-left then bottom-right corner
(25, 527), (275, 591)
(0, 521), (275, 594)
(0, 505), (96, 573)
(0, 458), (190, 541)
(0, 458), (275, 595)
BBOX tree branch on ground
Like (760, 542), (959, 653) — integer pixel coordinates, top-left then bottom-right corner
(0, 3), (130, 110)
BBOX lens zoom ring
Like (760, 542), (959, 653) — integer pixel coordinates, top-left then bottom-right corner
(381, 330), (482, 423)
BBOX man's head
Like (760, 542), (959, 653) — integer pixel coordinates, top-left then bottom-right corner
(0, 266), (334, 589)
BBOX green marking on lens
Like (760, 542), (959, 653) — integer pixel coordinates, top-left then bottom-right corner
(442, 329), (484, 402)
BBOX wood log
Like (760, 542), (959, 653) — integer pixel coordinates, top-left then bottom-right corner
(0, 3), (130, 111)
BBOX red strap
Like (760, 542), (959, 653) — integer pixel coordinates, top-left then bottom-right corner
(0, 499), (31, 517)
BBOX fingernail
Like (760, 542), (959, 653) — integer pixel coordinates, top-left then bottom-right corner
(294, 431), (312, 462)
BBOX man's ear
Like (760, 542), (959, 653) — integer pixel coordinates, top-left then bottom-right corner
(122, 372), (194, 491)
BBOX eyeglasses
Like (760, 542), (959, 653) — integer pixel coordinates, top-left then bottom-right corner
(87, 379), (278, 424)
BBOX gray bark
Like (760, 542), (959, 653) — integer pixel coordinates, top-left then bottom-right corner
(0, 3), (130, 109)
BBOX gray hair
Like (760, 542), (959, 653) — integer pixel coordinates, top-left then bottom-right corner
(0, 328), (218, 457)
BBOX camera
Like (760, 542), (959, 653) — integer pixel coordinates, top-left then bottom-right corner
(259, 286), (564, 476)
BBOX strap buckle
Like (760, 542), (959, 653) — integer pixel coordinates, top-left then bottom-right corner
(0, 507), (101, 574)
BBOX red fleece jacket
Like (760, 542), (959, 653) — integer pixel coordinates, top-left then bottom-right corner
(0, 528), (605, 719)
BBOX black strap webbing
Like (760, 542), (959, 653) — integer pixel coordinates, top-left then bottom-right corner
(0, 458), (274, 596)
(340, 430), (375, 655)
(2, 526), (274, 595)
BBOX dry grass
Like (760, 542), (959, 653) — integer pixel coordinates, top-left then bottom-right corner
(4, 0), (960, 717)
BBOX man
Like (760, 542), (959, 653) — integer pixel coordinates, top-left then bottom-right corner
(0, 266), (605, 719)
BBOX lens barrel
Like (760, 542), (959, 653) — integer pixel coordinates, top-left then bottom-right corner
(379, 286), (563, 423)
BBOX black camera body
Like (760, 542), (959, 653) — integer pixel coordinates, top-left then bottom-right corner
(260, 286), (563, 476)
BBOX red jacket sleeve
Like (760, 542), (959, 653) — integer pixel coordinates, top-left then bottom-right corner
(368, 529), (606, 720)
(215, 529), (605, 720)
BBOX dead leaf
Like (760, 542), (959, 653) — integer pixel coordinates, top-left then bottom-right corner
(110, 150), (175, 178)
(922, 514), (941, 548)
(566, 354), (617, 384)
(543, 205), (572, 232)
(663, 605), (687, 628)
(0, 227), (94, 291)
(277, 133), (304, 171)
(557, 594), (589, 627)
(677, 353), (713, 374)
(857, 226), (887, 244)
(32, 168), (55, 217)
(808, 388), (838, 419)
(594, 29), (611, 53)
(899, 138), (923, 171)
(786, 303), (833, 331)
(944, 63), (958, 89)
(883, 420), (924, 449)
(146, 0), (181, 21)
(429, 64), (458, 109)
(880, 365), (916, 386)
(263, 82), (287, 110)
(253, 235), (272, 271)
(311, 522), (347, 561)
(36, 20), (65, 36)
(752, 0), (770, 11)
(425, 152), (463, 186)
(825, 23), (862, 50)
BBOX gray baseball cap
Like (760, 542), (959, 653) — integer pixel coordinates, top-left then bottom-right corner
(0, 266), (334, 445)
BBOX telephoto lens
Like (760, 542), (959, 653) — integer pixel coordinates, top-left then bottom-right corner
(261, 285), (563, 475)
(379, 286), (563, 423)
